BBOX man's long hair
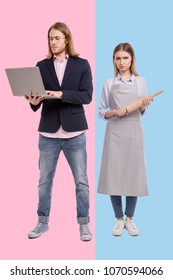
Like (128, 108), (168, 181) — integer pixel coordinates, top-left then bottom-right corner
(47, 22), (79, 59)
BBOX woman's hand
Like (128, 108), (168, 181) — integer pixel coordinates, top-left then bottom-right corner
(139, 94), (151, 112)
(115, 108), (128, 117)
(105, 108), (128, 119)
(25, 91), (45, 105)
(45, 90), (63, 98)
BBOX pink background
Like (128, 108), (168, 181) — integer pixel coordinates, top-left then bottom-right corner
(0, 0), (95, 259)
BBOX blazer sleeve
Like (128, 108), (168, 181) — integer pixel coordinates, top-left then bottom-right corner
(30, 101), (43, 112)
(62, 59), (93, 105)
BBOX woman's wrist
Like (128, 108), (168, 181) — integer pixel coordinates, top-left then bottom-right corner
(105, 109), (116, 119)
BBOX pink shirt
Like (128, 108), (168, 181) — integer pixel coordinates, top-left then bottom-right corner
(40, 55), (85, 138)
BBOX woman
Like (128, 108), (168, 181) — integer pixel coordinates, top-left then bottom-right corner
(98, 43), (150, 236)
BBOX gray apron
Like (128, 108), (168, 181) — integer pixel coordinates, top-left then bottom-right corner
(98, 80), (148, 196)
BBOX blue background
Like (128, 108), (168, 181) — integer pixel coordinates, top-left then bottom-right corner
(96, 0), (173, 259)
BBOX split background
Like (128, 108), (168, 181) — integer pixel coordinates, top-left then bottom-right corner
(96, 0), (173, 259)
(0, 0), (95, 259)
(0, 0), (173, 260)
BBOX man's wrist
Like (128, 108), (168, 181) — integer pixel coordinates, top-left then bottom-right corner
(59, 91), (63, 99)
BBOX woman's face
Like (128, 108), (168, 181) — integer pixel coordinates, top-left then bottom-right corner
(114, 50), (132, 74)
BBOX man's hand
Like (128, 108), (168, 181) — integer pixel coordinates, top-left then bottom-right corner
(45, 90), (63, 98)
(25, 91), (45, 105)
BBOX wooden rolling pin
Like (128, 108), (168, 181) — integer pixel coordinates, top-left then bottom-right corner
(125, 90), (164, 114)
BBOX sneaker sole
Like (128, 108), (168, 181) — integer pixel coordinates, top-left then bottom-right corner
(125, 227), (139, 236)
(112, 232), (123, 236)
(28, 228), (48, 239)
(80, 235), (92, 242)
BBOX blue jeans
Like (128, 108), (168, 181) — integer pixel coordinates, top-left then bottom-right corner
(110, 196), (137, 218)
(37, 133), (90, 225)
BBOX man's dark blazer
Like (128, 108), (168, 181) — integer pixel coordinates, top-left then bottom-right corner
(30, 56), (93, 133)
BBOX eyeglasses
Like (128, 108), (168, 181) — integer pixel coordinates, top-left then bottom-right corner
(48, 36), (65, 43)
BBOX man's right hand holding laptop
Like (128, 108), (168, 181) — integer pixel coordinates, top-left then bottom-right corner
(25, 91), (45, 105)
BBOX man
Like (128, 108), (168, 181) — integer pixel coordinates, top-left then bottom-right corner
(25, 22), (93, 241)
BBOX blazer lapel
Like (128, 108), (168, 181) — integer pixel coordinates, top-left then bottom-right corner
(61, 57), (75, 88)
(46, 58), (60, 87)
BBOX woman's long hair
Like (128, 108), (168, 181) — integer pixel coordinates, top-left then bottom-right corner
(113, 43), (138, 76)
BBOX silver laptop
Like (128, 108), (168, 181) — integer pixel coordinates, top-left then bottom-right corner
(5, 66), (56, 98)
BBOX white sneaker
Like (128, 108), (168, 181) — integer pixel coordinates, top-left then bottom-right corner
(125, 218), (139, 236)
(112, 219), (125, 236)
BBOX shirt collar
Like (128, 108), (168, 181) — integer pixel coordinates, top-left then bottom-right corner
(117, 72), (135, 82)
(54, 54), (69, 62)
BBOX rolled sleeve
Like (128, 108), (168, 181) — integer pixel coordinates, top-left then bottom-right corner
(136, 76), (148, 115)
(98, 81), (111, 119)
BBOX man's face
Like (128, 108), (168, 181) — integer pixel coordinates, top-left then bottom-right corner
(48, 28), (67, 56)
